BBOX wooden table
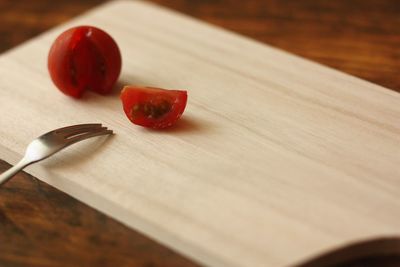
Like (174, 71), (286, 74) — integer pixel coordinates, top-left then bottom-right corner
(0, 1), (399, 266)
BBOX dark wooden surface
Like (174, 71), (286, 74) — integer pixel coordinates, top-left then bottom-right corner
(0, 1), (399, 267)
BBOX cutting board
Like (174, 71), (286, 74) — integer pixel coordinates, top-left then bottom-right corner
(0, 1), (399, 266)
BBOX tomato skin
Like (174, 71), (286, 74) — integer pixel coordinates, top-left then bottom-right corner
(120, 86), (188, 129)
(48, 26), (121, 98)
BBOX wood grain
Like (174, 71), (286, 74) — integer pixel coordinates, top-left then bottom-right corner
(1, 0), (399, 91)
(0, 1), (399, 267)
(0, 160), (201, 267)
(1, 1), (400, 267)
(150, 0), (400, 92)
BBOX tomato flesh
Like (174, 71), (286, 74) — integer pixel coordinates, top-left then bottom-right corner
(120, 86), (188, 129)
(48, 26), (121, 98)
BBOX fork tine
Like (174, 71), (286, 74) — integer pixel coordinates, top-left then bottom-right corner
(54, 123), (103, 134)
(66, 129), (113, 145)
(64, 126), (109, 139)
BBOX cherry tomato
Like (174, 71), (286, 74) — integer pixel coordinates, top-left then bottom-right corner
(120, 86), (188, 129)
(48, 26), (122, 98)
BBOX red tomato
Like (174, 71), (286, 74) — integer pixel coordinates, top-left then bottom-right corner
(48, 26), (121, 98)
(120, 86), (188, 129)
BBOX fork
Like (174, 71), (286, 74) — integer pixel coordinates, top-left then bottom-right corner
(0, 123), (113, 186)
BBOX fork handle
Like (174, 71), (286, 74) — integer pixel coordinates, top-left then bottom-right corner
(0, 158), (30, 186)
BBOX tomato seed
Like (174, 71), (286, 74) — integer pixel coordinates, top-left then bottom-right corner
(131, 101), (172, 119)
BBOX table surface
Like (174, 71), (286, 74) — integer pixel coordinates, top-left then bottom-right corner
(0, 0), (399, 267)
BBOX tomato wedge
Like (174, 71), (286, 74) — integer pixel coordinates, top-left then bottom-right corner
(120, 86), (188, 129)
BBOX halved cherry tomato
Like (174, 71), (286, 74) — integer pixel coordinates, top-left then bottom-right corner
(48, 26), (121, 98)
(120, 86), (188, 129)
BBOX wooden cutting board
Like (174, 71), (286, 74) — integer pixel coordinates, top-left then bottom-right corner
(0, 1), (399, 266)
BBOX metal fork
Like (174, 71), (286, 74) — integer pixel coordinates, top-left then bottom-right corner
(0, 123), (113, 186)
